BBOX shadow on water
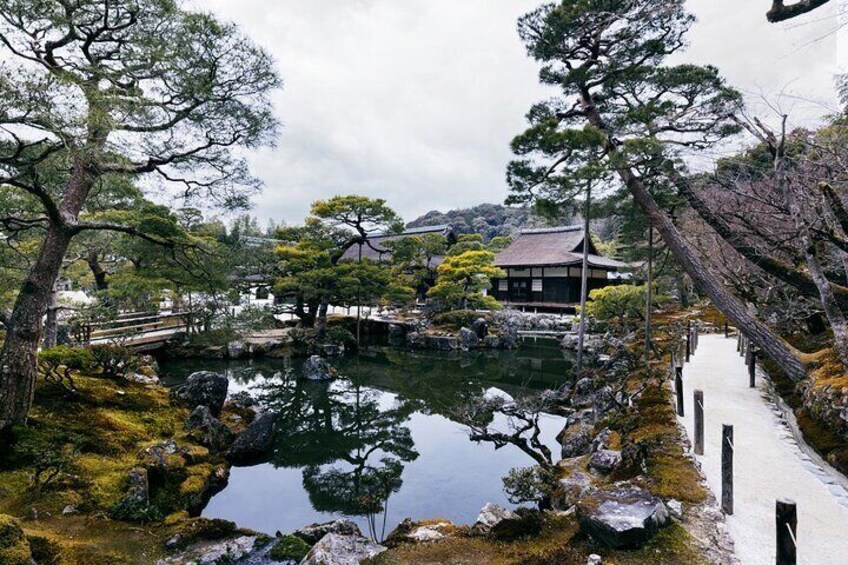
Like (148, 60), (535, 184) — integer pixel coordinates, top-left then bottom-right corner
(160, 340), (572, 539)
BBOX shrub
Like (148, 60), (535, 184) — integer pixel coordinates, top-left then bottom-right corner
(583, 284), (666, 323)
(431, 310), (489, 328)
(108, 497), (164, 524)
(38, 346), (95, 392)
(15, 438), (77, 489)
(324, 326), (355, 348)
(502, 465), (555, 506)
(89, 344), (139, 380)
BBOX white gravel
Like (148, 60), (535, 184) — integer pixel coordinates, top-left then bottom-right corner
(677, 334), (848, 565)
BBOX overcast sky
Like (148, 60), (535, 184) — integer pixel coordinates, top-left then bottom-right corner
(197, 0), (845, 226)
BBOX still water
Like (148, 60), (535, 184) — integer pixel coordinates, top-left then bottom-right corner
(160, 341), (570, 538)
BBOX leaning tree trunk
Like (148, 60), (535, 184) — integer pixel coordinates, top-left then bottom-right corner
(315, 299), (330, 341)
(580, 99), (805, 381)
(0, 224), (74, 428)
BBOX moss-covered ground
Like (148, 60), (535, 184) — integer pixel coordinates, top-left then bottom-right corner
(0, 369), (236, 564)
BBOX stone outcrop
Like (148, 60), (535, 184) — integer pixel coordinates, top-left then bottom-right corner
(172, 371), (229, 417)
(301, 533), (386, 565)
(227, 412), (278, 464)
(588, 449), (622, 475)
(552, 472), (593, 511)
(293, 519), (362, 545)
(576, 485), (670, 549)
(459, 327), (479, 349)
(470, 503), (519, 536)
(302, 355), (334, 381)
(557, 423), (594, 459)
(185, 405), (234, 453)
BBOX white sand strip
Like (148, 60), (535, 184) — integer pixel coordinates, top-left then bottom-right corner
(677, 334), (848, 565)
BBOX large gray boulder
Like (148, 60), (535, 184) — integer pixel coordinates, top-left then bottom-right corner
(557, 423), (594, 459)
(185, 405), (234, 454)
(576, 485), (670, 549)
(470, 503), (519, 536)
(227, 340), (251, 360)
(302, 355), (334, 381)
(300, 533), (386, 565)
(459, 327), (479, 350)
(293, 519), (362, 545)
(227, 412), (278, 464)
(172, 371), (229, 417)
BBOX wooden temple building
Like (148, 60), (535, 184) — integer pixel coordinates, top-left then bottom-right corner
(492, 226), (631, 309)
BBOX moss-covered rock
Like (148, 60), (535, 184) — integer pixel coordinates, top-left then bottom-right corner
(0, 514), (33, 565)
(269, 534), (311, 561)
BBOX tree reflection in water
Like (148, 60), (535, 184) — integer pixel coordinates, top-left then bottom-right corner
(256, 365), (420, 541)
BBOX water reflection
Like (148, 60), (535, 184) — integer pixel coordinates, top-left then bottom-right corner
(160, 341), (571, 537)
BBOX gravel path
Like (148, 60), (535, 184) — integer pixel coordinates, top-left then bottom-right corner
(677, 334), (848, 565)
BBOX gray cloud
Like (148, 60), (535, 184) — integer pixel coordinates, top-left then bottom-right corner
(198, 0), (844, 225)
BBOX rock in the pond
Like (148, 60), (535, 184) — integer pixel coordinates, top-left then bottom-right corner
(472, 317), (489, 338)
(557, 423), (594, 459)
(172, 371), (229, 417)
(425, 335), (458, 351)
(483, 335), (501, 348)
(185, 405), (234, 453)
(227, 412), (278, 464)
(587, 554), (603, 565)
(294, 519), (362, 545)
(226, 391), (260, 420)
(302, 355), (334, 381)
(227, 340), (251, 360)
(589, 449), (622, 475)
(459, 327), (479, 349)
(319, 343), (345, 357)
(301, 533), (386, 565)
(499, 327), (520, 349)
(471, 503), (519, 536)
(388, 323), (406, 338)
(552, 472), (593, 511)
(576, 485), (670, 549)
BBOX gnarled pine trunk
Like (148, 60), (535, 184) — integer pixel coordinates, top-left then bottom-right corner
(0, 225), (73, 428)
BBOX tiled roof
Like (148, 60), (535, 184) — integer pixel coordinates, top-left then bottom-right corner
(339, 225), (448, 263)
(494, 226), (630, 270)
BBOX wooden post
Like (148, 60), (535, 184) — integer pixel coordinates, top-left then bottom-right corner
(776, 498), (797, 565)
(737, 332), (742, 352)
(694, 390), (704, 456)
(722, 424), (734, 515)
(686, 327), (691, 362)
(724, 321), (729, 338)
(749, 346), (756, 388)
(675, 368), (684, 417)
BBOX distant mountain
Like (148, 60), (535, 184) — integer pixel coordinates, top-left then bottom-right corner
(407, 203), (574, 241)
(407, 204), (537, 241)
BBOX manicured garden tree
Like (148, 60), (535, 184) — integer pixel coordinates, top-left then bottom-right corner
(509, 0), (806, 380)
(384, 233), (447, 301)
(274, 196), (405, 337)
(427, 250), (505, 312)
(0, 0), (281, 430)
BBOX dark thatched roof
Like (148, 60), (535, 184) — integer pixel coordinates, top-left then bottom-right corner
(494, 226), (630, 270)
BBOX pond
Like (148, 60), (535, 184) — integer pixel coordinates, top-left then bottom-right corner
(160, 341), (571, 540)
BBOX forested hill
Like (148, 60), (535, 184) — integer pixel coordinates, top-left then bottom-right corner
(407, 203), (543, 241)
